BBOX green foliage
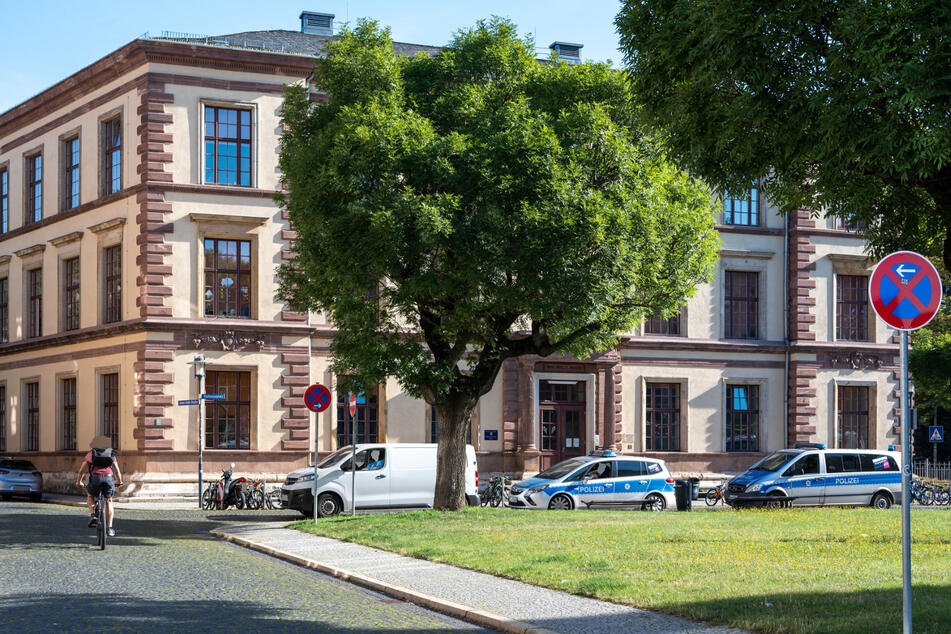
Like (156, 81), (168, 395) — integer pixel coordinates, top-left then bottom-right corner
(910, 259), (951, 415)
(616, 1), (951, 268)
(277, 18), (719, 506)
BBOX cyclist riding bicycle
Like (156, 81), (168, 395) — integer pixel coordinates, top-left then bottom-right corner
(75, 435), (123, 537)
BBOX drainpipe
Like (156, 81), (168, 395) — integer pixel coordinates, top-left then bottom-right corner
(783, 211), (790, 449)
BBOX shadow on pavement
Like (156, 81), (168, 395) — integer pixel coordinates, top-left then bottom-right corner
(0, 593), (472, 633)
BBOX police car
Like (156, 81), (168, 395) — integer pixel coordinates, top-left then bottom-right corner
(725, 443), (902, 509)
(507, 451), (675, 511)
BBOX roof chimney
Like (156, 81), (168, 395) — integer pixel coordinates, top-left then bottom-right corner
(300, 11), (334, 36)
(549, 41), (583, 64)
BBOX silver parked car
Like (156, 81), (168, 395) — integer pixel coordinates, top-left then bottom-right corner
(0, 458), (43, 502)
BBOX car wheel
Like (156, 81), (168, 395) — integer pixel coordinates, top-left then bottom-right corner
(642, 493), (666, 511)
(317, 492), (342, 518)
(765, 493), (787, 509)
(547, 494), (574, 510)
(30, 493), (42, 503)
(1, 494), (11, 502)
(871, 492), (892, 510)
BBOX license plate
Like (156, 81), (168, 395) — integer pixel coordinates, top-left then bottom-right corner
(14, 486), (29, 491)
(508, 496), (518, 503)
(282, 492), (289, 502)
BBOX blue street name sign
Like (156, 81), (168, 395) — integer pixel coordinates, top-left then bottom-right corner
(929, 426), (944, 443)
(202, 393), (225, 400)
(177, 399), (199, 406)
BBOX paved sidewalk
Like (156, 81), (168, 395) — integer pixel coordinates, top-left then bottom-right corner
(213, 522), (740, 634)
(42, 492), (198, 510)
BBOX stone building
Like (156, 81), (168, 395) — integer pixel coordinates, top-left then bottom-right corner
(0, 12), (899, 497)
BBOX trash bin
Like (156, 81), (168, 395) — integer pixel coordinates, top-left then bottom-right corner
(674, 480), (692, 511)
(689, 477), (701, 501)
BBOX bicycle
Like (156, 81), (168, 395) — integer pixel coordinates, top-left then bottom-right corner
(480, 475), (512, 507)
(910, 478), (935, 506)
(93, 489), (107, 550)
(705, 482), (726, 506)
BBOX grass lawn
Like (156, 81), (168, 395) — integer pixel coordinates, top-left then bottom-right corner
(290, 507), (951, 633)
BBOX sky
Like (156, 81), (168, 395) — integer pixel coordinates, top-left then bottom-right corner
(0, 0), (625, 115)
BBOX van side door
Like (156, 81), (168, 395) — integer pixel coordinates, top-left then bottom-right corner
(780, 452), (823, 506)
(341, 448), (390, 509)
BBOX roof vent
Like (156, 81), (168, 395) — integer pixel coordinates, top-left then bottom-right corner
(300, 11), (334, 36)
(549, 41), (583, 64)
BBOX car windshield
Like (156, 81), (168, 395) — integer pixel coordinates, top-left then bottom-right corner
(317, 447), (353, 469)
(747, 451), (797, 472)
(535, 458), (590, 480)
(0, 460), (37, 471)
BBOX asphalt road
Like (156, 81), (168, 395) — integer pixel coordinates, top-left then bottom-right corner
(0, 502), (492, 633)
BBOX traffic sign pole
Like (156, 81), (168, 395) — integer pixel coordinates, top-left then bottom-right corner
(900, 329), (911, 634)
(350, 392), (356, 516)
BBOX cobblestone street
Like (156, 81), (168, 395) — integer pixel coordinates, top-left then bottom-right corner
(0, 502), (491, 633)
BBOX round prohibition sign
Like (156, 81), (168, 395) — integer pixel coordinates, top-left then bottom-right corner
(304, 383), (332, 413)
(869, 251), (942, 331)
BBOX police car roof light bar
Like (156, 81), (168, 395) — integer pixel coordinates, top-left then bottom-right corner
(792, 442), (826, 450)
(589, 450), (616, 457)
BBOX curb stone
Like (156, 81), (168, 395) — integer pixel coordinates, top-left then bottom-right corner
(211, 530), (560, 634)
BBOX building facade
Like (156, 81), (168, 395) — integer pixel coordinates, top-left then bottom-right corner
(0, 14), (900, 496)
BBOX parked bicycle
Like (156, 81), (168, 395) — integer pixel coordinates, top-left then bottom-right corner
(910, 478), (935, 506)
(705, 482), (727, 506)
(480, 474), (512, 507)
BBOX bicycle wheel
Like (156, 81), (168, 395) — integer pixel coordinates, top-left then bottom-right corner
(490, 486), (503, 507)
(267, 489), (283, 509)
(922, 487), (935, 506)
(248, 488), (264, 510)
(937, 489), (951, 506)
(201, 486), (216, 510)
(98, 497), (106, 550)
(705, 488), (720, 506)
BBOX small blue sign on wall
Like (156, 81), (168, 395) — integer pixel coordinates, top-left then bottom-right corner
(484, 429), (498, 441)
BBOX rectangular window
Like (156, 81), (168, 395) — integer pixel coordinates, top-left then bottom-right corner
(644, 312), (681, 336)
(726, 385), (759, 452)
(101, 117), (122, 196)
(0, 167), (8, 233)
(646, 383), (680, 451)
(103, 245), (121, 323)
(837, 386), (870, 449)
(102, 373), (119, 449)
(836, 275), (868, 341)
(204, 238), (251, 318)
(28, 268), (42, 338)
(204, 370), (251, 450)
(62, 377), (76, 450)
(725, 271), (759, 339)
(62, 136), (80, 210)
(834, 216), (866, 231)
(25, 382), (39, 451)
(337, 388), (379, 446)
(63, 257), (80, 331)
(723, 188), (759, 226)
(204, 106), (252, 186)
(0, 277), (7, 343)
(0, 385), (6, 453)
(25, 153), (42, 224)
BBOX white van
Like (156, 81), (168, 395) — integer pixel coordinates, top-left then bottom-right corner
(281, 443), (479, 517)
(725, 443), (902, 509)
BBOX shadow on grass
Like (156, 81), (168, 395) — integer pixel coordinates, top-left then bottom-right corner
(647, 585), (951, 634)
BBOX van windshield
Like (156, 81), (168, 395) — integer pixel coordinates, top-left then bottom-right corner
(747, 451), (797, 472)
(318, 447), (353, 469)
(536, 458), (590, 480)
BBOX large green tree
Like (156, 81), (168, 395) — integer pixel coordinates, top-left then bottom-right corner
(277, 18), (719, 510)
(616, 1), (951, 269)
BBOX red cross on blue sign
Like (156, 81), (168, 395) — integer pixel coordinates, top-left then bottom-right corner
(869, 251), (942, 330)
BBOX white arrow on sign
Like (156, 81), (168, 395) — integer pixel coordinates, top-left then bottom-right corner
(895, 264), (917, 278)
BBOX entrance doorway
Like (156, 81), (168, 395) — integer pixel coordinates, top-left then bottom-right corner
(538, 380), (587, 470)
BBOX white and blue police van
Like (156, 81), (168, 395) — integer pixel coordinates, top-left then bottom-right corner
(507, 450), (676, 511)
(725, 443), (902, 509)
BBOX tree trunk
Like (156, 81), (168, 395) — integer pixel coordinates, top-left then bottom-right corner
(433, 402), (474, 510)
